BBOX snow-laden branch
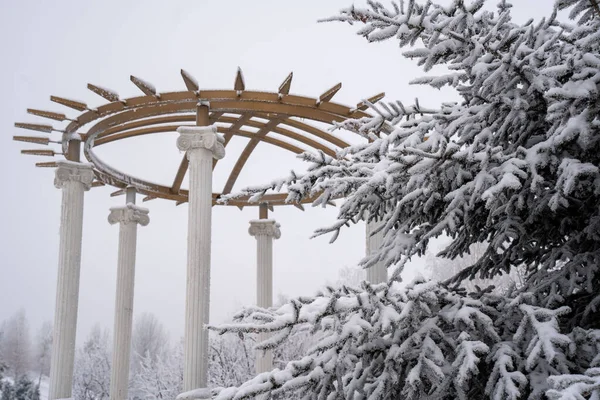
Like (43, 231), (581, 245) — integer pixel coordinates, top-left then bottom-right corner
(209, 277), (598, 399)
(222, 0), (600, 314)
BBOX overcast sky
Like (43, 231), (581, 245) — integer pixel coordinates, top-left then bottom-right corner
(0, 0), (556, 345)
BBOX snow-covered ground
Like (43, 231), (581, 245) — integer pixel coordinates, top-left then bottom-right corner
(38, 375), (49, 400)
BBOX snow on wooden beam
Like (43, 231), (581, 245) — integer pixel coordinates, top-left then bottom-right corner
(234, 67), (245, 94)
(316, 83), (342, 106)
(21, 149), (56, 157)
(130, 75), (158, 97)
(50, 95), (88, 111)
(351, 92), (386, 113)
(14, 122), (54, 133)
(13, 136), (50, 145)
(87, 83), (120, 102)
(278, 72), (293, 97)
(27, 109), (68, 122)
(35, 161), (58, 168)
(181, 69), (199, 92)
(110, 189), (126, 197)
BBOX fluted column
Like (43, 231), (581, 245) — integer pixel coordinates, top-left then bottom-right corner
(366, 218), (387, 283)
(249, 219), (281, 374)
(108, 200), (149, 400)
(177, 122), (225, 391)
(49, 160), (94, 400)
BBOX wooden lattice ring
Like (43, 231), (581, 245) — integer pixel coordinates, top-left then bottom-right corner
(14, 70), (385, 207)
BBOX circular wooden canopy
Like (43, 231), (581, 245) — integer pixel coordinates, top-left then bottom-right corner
(14, 69), (384, 207)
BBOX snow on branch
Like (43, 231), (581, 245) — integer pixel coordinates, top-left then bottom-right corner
(206, 1), (600, 399)
(209, 277), (600, 399)
(222, 0), (600, 310)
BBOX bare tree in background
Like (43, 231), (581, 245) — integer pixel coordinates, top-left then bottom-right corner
(132, 339), (183, 400)
(129, 313), (170, 399)
(209, 333), (254, 388)
(0, 309), (31, 379)
(209, 294), (319, 388)
(33, 321), (52, 386)
(425, 242), (525, 293)
(334, 265), (365, 288)
(130, 313), (168, 375)
(73, 325), (111, 400)
(0, 320), (5, 363)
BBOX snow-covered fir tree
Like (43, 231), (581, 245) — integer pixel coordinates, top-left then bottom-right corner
(211, 0), (600, 399)
(11, 377), (39, 400)
(0, 363), (40, 400)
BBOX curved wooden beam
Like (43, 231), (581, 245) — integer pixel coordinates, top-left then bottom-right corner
(41, 86), (374, 206)
(213, 113), (252, 171)
(278, 118), (349, 149)
(222, 115), (348, 150)
(94, 123), (328, 156)
(90, 140), (308, 206)
(66, 89), (369, 134)
(222, 119), (282, 195)
(99, 112), (222, 139)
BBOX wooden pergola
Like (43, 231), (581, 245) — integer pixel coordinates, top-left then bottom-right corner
(13, 68), (387, 400)
(15, 68), (384, 207)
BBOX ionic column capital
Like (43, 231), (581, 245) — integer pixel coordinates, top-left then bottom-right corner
(249, 220), (281, 239)
(54, 161), (94, 191)
(108, 204), (150, 226)
(176, 126), (225, 160)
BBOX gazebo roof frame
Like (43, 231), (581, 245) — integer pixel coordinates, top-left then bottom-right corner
(14, 68), (384, 207)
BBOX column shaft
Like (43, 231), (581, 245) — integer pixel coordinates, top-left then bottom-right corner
(110, 222), (136, 400)
(184, 148), (213, 390)
(49, 162), (93, 400)
(256, 233), (273, 373)
(177, 124), (224, 392)
(108, 202), (148, 400)
(249, 219), (280, 374)
(366, 219), (387, 284)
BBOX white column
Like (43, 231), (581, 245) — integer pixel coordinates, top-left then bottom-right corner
(49, 161), (94, 400)
(248, 219), (281, 374)
(176, 125), (225, 391)
(108, 202), (149, 400)
(366, 218), (387, 284)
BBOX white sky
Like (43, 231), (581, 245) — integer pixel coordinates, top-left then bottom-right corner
(0, 0), (555, 344)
